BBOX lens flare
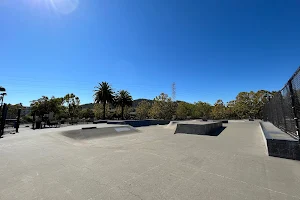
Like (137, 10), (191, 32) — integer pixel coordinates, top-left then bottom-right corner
(25, 0), (79, 15)
(49, 0), (79, 15)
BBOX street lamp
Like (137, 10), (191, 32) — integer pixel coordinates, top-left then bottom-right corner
(0, 86), (6, 105)
(0, 92), (6, 107)
(0, 88), (6, 137)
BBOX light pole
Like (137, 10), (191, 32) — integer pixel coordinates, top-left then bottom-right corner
(0, 87), (6, 138)
(0, 93), (7, 108)
(0, 86), (6, 107)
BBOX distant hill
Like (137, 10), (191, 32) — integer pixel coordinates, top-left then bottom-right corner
(81, 103), (94, 109)
(132, 99), (153, 107)
(81, 98), (154, 109)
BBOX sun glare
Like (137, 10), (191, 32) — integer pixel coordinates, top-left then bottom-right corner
(49, 0), (79, 14)
(28, 0), (79, 15)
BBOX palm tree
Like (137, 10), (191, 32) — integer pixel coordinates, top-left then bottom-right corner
(93, 82), (114, 119)
(115, 90), (133, 119)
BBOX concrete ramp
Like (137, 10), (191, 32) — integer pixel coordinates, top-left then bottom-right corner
(165, 121), (178, 129)
(60, 125), (138, 140)
(175, 122), (222, 135)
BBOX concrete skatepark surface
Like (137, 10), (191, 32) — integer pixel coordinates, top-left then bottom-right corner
(1, 121), (300, 199)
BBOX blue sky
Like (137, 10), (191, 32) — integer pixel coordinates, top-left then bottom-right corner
(1, 0), (300, 106)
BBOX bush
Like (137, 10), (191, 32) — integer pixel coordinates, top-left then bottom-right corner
(21, 115), (33, 123)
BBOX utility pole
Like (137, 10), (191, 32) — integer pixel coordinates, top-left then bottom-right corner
(172, 82), (176, 102)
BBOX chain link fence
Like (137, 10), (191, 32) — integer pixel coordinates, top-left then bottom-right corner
(263, 67), (300, 140)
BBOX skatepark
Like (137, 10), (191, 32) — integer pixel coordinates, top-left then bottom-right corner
(1, 121), (300, 200)
(2, 1), (300, 199)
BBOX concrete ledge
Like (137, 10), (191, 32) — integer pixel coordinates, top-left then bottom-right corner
(174, 122), (222, 135)
(260, 122), (300, 160)
(107, 121), (126, 125)
(82, 126), (97, 130)
(93, 120), (107, 124)
(124, 120), (170, 127)
(105, 120), (170, 127)
(219, 120), (228, 123)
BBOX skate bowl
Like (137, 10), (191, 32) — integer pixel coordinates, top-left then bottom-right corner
(174, 121), (223, 135)
(60, 125), (138, 140)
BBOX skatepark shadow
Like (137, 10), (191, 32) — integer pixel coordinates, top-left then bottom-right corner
(206, 126), (226, 136)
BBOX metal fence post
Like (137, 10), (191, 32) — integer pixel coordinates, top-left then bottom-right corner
(288, 80), (300, 139)
(16, 108), (21, 133)
(0, 103), (8, 138)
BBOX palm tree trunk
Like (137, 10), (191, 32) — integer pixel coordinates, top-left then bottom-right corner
(103, 102), (106, 119)
(121, 106), (124, 120)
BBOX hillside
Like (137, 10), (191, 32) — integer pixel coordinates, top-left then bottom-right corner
(81, 99), (154, 109)
(80, 103), (94, 109)
(132, 99), (153, 107)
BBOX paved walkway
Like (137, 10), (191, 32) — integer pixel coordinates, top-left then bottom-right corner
(0, 121), (300, 199)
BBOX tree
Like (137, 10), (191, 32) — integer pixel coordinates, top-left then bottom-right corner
(31, 96), (64, 118)
(211, 99), (226, 119)
(93, 82), (114, 119)
(176, 102), (192, 119)
(63, 93), (80, 119)
(6, 104), (23, 119)
(232, 90), (272, 119)
(93, 103), (108, 119)
(115, 105), (132, 119)
(115, 90), (133, 119)
(49, 97), (65, 118)
(79, 108), (95, 119)
(149, 93), (176, 120)
(252, 90), (273, 119)
(192, 101), (212, 119)
(136, 100), (151, 119)
(226, 100), (237, 119)
(233, 92), (252, 119)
